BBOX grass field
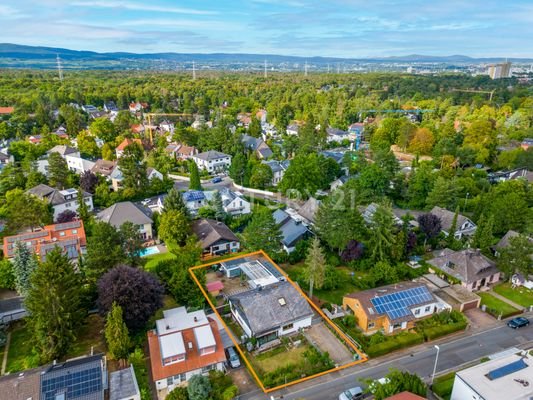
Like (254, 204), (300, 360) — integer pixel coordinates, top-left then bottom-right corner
(478, 292), (520, 318)
(5, 322), (38, 373)
(494, 283), (533, 308)
(253, 344), (310, 373)
(143, 251), (176, 272)
(432, 372), (455, 400)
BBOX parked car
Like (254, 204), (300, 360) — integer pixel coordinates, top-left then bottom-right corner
(211, 176), (222, 183)
(338, 386), (364, 400)
(507, 317), (530, 329)
(226, 346), (241, 368)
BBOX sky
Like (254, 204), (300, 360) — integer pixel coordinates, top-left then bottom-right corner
(0, 0), (532, 58)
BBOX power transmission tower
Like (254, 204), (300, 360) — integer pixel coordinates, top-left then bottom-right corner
(56, 54), (63, 82)
(192, 61), (196, 81)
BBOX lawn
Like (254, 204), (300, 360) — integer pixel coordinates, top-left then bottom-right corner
(66, 314), (106, 359)
(252, 344), (310, 373)
(478, 292), (520, 318)
(143, 251), (176, 272)
(494, 283), (533, 308)
(432, 372), (455, 400)
(283, 263), (365, 305)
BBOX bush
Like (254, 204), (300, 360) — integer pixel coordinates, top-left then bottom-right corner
(129, 348), (151, 400)
(432, 372), (455, 399)
(422, 321), (467, 341)
(366, 331), (424, 358)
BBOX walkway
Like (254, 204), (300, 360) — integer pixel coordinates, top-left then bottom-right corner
(489, 290), (525, 311)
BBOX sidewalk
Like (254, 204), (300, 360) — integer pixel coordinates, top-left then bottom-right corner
(489, 290), (525, 311)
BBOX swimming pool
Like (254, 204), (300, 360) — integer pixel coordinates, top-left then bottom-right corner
(139, 246), (160, 257)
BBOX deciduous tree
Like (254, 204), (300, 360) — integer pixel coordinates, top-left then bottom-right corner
(158, 210), (190, 248)
(241, 207), (282, 255)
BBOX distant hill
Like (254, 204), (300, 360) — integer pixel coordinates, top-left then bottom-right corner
(0, 43), (531, 69)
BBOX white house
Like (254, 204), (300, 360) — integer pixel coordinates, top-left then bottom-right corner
(65, 154), (96, 174)
(430, 206), (477, 239)
(148, 307), (226, 399)
(26, 184), (93, 221)
(97, 201), (153, 241)
(181, 190), (208, 214)
(229, 280), (314, 346)
(451, 352), (533, 400)
(191, 150), (231, 173)
(262, 160), (290, 186)
(326, 127), (354, 143)
(205, 188), (251, 216)
(286, 124), (300, 136)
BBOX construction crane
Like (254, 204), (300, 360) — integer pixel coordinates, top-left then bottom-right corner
(144, 113), (193, 144)
(451, 88), (496, 101)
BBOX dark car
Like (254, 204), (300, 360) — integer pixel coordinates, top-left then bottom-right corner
(211, 176), (222, 184)
(508, 317), (530, 329)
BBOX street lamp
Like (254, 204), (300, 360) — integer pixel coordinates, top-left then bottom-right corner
(431, 345), (440, 385)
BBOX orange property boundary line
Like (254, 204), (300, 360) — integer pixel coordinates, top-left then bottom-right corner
(189, 250), (368, 394)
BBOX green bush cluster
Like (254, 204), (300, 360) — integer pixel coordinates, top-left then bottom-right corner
(365, 331), (424, 358)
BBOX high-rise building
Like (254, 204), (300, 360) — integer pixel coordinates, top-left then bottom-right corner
(488, 62), (512, 79)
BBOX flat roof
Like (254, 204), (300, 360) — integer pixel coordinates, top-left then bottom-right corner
(194, 325), (216, 349)
(156, 307), (210, 335)
(456, 353), (533, 400)
(110, 365), (140, 400)
(159, 332), (185, 359)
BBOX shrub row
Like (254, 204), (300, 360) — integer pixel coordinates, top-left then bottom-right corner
(365, 332), (424, 358)
(421, 320), (467, 341)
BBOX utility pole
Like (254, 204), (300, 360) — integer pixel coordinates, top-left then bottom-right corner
(192, 61), (196, 81)
(264, 59), (267, 78)
(431, 345), (440, 385)
(327, 63), (330, 73)
(304, 61), (308, 77)
(337, 63), (340, 74)
(56, 54), (63, 82)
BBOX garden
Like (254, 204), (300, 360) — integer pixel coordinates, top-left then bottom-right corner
(493, 282), (533, 308)
(477, 292), (521, 318)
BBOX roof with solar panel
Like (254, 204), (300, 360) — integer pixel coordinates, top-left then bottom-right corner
(345, 281), (437, 323)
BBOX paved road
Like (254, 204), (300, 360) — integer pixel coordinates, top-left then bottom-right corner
(240, 317), (533, 400)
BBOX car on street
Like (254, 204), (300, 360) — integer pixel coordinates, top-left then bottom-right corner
(226, 346), (241, 368)
(211, 176), (222, 183)
(507, 317), (530, 329)
(338, 386), (364, 400)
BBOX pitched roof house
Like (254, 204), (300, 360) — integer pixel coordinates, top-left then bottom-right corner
(26, 184), (94, 221)
(262, 159), (290, 186)
(91, 159), (117, 177)
(148, 307), (226, 396)
(165, 143), (198, 160)
(191, 151), (231, 173)
(428, 248), (501, 291)
(229, 280), (314, 346)
(241, 134), (273, 159)
(273, 209), (310, 253)
(430, 206), (477, 239)
(343, 282), (444, 334)
(115, 138), (143, 158)
(191, 218), (240, 257)
(47, 144), (80, 158)
(97, 201), (153, 240)
(3, 220), (87, 262)
(204, 188), (251, 216)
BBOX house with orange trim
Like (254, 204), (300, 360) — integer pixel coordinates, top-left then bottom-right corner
(2, 220), (87, 262)
(115, 138), (143, 159)
(342, 282), (444, 335)
(148, 307), (226, 399)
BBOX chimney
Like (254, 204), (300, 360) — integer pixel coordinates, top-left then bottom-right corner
(194, 316), (198, 322)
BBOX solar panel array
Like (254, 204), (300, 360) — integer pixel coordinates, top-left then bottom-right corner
(41, 365), (102, 400)
(183, 190), (205, 202)
(487, 358), (529, 380)
(370, 286), (434, 321)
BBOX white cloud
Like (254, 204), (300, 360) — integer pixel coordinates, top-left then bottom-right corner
(71, 1), (217, 15)
(0, 5), (26, 18)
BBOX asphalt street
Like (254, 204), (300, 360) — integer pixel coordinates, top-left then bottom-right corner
(239, 319), (533, 400)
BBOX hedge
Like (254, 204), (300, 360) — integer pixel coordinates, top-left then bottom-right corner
(421, 320), (467, 341)
(366, 332), (424, 358)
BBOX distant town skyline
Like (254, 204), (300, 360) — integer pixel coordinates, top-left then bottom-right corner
(0, 0), (532, 58)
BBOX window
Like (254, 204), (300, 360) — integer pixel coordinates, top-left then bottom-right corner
(414, 309), (420, 315)
(425, 306), (431, 312)
(368, 322), (375, 329)
(65, 202), (71, 207)
(59, 232), (66, 237)
(282, 323), (294, 331)
(392, 323), (402, 329)
(167, 377), (173, 386)
(72, 230), (77, 234)
(201, 364), (216, 373)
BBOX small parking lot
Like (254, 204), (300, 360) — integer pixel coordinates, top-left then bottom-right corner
(304, 321), (354, 365)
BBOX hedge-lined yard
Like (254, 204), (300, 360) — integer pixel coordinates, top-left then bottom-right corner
(494, 283), (533, 308)
(478, 292), (520, 318)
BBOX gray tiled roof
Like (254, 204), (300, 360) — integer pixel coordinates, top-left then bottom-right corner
(191, 218), (238, 249)
(47, 145), (78, 156)
(428, 248), (499, 284)
(0, 365), (43, 400)
(430, 206), (472, 233)
(229, 281), (314, 336)
(194, 150), (230, 161)
(97, 201), (153, 227)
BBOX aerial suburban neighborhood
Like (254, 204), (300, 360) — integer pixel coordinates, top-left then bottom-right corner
(0, 2), (532, 400)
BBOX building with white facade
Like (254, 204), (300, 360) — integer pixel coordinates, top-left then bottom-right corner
(26, 184), (94, 221)
(148, 307), (226, 399)
(191, 151), (231, 173)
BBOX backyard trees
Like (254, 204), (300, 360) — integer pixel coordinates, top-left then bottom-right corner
(365, 369), (427, 400)
(158, 209), (190, 248)
(97, 265), (164, 332)
(471, 214), (495, 254)
(498, 235), (533, 279)
(368, 203), (397, 262)
(90, 117), (116, 143)
(12, 241), (39, 296)
(5, 189), (53, 232)
(303, 237), (327, 299)
(118, 142), (148, 196)
(80, 170), (99, 193)
(48, 151), (69, 189)
(105, 302), (131, 362)
(249, 163), (273, 190)
(417, 213), (442, 246)
(164, 187), (190, 218)
(56, 209), (77, 223)
(242, 207), (282, 256)
(25, 248), (83, 363)
(119, 221), (144, 267)
(84, 221), (126, 283)
(188, 375), (212, 400)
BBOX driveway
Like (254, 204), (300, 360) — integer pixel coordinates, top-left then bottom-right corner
(304, 322), (354, 366)
(464, 308), (497, 330)
(228, 367), (258, 395)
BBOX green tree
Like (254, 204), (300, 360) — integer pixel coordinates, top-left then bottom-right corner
(119, 221), (144, 267)
(189, 160), (202, 190)
(407, 162), (435, 209)
(118, 143), (148, 196)
(77, 188), (91, 225)
(446, 207), (461, 249)
(188, 375), (211, 400)
(209, 190), (226, 221)
(472, 214), (495, 253)
(47, 152), (69, 189)
(25, 248), (83, 363)
(241, 207), (282, 255)
(166, 387), (189, 400)
(498, 235), (533, 279)
(369, 261), (399, 286)
(84, 222), (126, 283)
(90, 117), (117, 143)
(158, 210), (190, 248)
(77, 130), (101, 158)
(105, 302), (131, 362)
(365, 369), (427, 400)
(426, 176), (457, 210)
(303, 237), (327, 299)
(59, 104), (84, 137)
(12, 241), (39, 296)
(5, 189), (53, 232)
(248, 117), (262, 137)
(164, 188), (190, 218)
(229, 151), (247, 185)
(279, 153), (325, 199)
(249, 163), (273, 189)
(368, 202), (397, 262)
